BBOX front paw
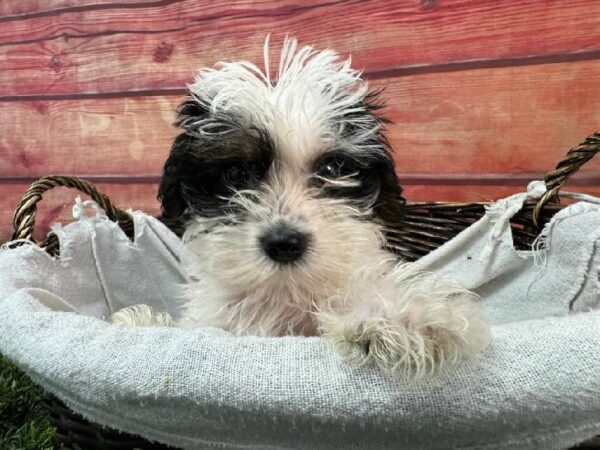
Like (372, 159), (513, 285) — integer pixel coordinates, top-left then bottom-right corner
(110, 304), (174, 327)
(317, 292), (490, 376)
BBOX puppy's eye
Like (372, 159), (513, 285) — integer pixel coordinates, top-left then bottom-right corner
(316, 157), (345, 179)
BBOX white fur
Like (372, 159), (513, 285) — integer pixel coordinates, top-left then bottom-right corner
(110, 304), (173, 327)
(111, 37), (490, 375)
(315, 265), (489, 378)
(183, 36), (378, 167)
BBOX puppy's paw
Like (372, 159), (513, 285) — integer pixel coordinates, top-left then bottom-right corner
(317, 277), (490, 376)
(110, 304), (174, 327)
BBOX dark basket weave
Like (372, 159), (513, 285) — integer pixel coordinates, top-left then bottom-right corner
(9, 131), (600, 449)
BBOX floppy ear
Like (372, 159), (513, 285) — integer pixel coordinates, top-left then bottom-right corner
(158, 97), (208, 220)
(360, 89), (406, 228)
(158, 134), (189, 219)
(373, 155), (406, 227)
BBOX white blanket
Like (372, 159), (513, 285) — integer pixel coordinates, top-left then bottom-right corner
(0, 191), (598, 450)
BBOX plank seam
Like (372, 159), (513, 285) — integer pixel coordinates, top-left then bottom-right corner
(2, 50), (600, 102)
(367, 49), (600, 80)
(0, 0), (360, 41)
(0, 0), (184, 23)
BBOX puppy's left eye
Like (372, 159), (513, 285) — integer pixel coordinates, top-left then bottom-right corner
(318, 159), (343, 179)
(315, 156), (353, 180)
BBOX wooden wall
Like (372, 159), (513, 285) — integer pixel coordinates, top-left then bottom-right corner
(1, 0), (600, 242)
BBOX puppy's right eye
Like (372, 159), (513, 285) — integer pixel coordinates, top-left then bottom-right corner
(318, 158), (344, 179)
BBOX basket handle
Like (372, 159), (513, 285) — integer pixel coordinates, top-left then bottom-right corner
(11, 176), (134, 253)
(533, 130), (600, 227)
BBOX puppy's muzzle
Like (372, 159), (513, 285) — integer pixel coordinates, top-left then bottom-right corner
(260, 224), (309, 264)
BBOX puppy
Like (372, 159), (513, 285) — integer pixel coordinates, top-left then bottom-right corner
(111, 38), (489, 376)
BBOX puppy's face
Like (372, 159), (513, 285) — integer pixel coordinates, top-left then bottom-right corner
(159, 40), (405, 325)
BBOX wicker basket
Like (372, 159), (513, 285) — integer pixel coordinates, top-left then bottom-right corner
(7, 131), (600, 449)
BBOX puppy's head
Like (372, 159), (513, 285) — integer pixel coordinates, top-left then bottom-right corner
(159, 38), (405, 321)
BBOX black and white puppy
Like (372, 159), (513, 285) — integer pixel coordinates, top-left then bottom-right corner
(112, 38), (489, 375)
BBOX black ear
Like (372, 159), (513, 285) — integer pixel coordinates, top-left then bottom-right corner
(362, 89), (406, 226)
(358, 96), (405, 225)
(158, 134), (190, 219)
(158, 97), (208, 220)
(175, 96), (207, 128)
(373, 153), (406, 227)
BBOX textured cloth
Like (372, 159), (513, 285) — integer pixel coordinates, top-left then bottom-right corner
(0, 192), (599, 450)
(413, 186), (600, 324)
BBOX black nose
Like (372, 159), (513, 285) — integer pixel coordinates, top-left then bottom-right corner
(260, 225), (308, 264)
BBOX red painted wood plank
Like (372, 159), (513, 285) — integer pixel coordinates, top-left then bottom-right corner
(382, 60), (600, 175)
(0, 0), (169, 18)
(1, 60), (599, 177)
(3, 0), (600, 96)
(0, 96), (178, 176)
(0, 0), (327, 29)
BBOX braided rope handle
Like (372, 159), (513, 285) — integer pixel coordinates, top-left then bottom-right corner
(11, 176), (134, 253)
(533, 130), (600, 227)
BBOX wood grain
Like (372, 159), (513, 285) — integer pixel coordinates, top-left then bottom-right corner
(0, 0), (328, 28)
(2, 1), (600, 245)
(2, 60), (599, 177)
(0, 0), (170, 18)
(0, 96), (178, 176)
(382, 59), (600, 175)
(3, 0), (600, 96)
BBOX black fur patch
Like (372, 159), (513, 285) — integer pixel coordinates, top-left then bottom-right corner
(309, 87), (406, 227)
(158, 97), (274, 219)
(159, 91), (406, 241)
(310, 149), (405, 221)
